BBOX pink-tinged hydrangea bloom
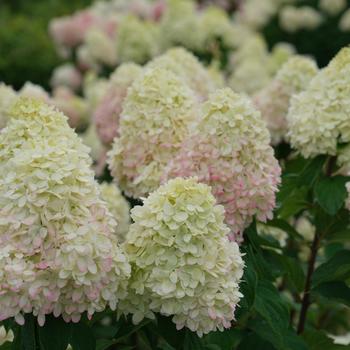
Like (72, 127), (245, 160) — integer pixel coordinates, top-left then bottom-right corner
(146, 47), (218, 102)
(287, 48), (350, 158)
(0, 99), (130, 325)
(164, 88), (281, 242)
(50, 64), (82, 92)
(0, 83), (17, 129)
(108, 67), (198, 199)
(49, 10), (97, 49)
(51, 87), (89, 132)
(119, 177), (244, 337)
(94, 63), (142, 145)
(254, 55), (318, 145)
(99, 183), (130, 242)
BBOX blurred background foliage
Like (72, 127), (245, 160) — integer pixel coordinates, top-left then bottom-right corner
(0, 0), (92, 90)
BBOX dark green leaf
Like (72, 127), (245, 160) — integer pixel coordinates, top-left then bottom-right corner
(297, 156), (327, 187)
(313, 281), (350, 307)
(37, 316), (71, 350)
(70, 323), (96, 350)
(314, 176), (348, 215)
(237, 332), (275, 350)
(95, 339), (115, 350)
(313, 250), (350, 286)
(203, 329), (242, 350)
(277, 186), (309, 219)
(114, 319), (151, 342)
(152, 316), (185, 349)
(21, 314), (36, 350)
(183, 330), (203, 350)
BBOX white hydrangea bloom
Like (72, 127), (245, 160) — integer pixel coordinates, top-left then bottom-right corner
(146, 47), (217, 101)
(99, 182), (130, 242)
(0, 326), (14, 346)
(160, 0), (199, 51)
(319, 0), (346, 16)
(83, 72), (110, 112)
(267, 42), (296, 76)
(234, 0), (279, 29)
(108, 67), (198, 198)
(85, 28), (118, 67)
(120, 177), (244, 337)
(254, 55), (318, 144)
(295, 216), (315, 242)
(287, 48), (350, 158)
(116, 15), (160, 64)
(19, 82), (50, 103)
(50, 63), (82, 91)
(0, 83), (17, 129)
(339, 9), (350, 31)
(196, 6), (236, 51)
(229, 35), (271, 95)
(80, 124), (105, 162)
(0, 99), (130, 325)
(279, 6), (323, 33)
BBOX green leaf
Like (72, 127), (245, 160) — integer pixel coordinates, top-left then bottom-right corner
(21, 314), (36, 350)
(203, 329), (242, 350)
(95, 339), (115, 350)
(237, 332), (275, 350)
(276, 255), (305, 293)
(70, 323), (96, 350)
(152, 316), (185, 349)
(313, 281), (350, 307)
(37, 316), (72, 350)
(297, 156), (326, 187)
(313, 250), (350, 286)
(114, 318), (151, 342)
(303, 329), (350, 350)
(277, 186), (309, 219)
(183, 330), (203, 350)
(314, 176), (348, 215)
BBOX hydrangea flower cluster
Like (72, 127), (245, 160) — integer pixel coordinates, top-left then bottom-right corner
(228, 35), (271, 95)
(254, 55), (318, 144)
(50, 64), (82, 92)
(339, 9), (350, 31)
(0, 83), (17, 129)
(279, 6), (323, 33)
(319, 0), (346, 16)
(164, 88), (281, 242)
(146, 47), (217, 101)
(51, 87), (89, 132)
(84, 28), (118, 67)
(108, 67), (198, 199)
(287, 47), (350, 158)
(0, 99), (130, 325)
(120, 177), (244, 337)
(99, 182), (130, 242)
(94, 63), (142, 145)
(116, 15), (160, 64)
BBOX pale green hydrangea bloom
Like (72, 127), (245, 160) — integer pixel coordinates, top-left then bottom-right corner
(108, 67), (198, 198)
(119, 177), (244, 337)
(0, 99), (130, 326)
(146, 47), (217, 101)
(319, 0), (346, 16)
(287, 47), (350, 158)
(254, 55), (318, 144)
(116, 15), (160, 64)
(0, 326), (14, 346)
(100, 182), (130, 242)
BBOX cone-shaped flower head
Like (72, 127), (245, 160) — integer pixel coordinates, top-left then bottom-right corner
(287, 47), (350, 158)
(254, 55), (318, 144)
(108, 67), (198, 199)
(99, 182), (130, 242)
(120, 177), (244, 337)
(0, 99), (130, 325)
(0, 83), (17, 129)
(164, 88), (281, 242)
(116, 15), (160, 64)
(146, 47), (217, 101)
(94, 63), (143, 145)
